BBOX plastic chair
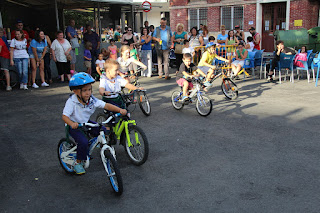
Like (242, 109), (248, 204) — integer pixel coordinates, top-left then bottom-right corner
(312, 53), (320, 87)
(238, 51), (257, 80)
(295, 52), (316, 83)
(275, 53), (296, 84)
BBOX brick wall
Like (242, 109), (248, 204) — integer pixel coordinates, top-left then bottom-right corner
(243, 4), (256, 31)
(207, 7), (220, 32)
(170, 0), (189, 7)
(207, 0), (220, 3)
(290, 0), (319, 30)
(170, 8), (189, 32)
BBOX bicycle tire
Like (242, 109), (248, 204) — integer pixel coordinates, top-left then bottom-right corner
(101, 150), (123, 195)
(171, 90), (184, 110)
(221, 78), (238, 100)
(57, 138), (77, 174)
(96, 113), (107, 123)
(0, 70), (19, 89)
(137, 91), (151, 116)
(195, 94), (213, 116)
(120, 125), (149, 166)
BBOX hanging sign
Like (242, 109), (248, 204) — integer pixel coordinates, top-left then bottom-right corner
(142, 1), (152, 12)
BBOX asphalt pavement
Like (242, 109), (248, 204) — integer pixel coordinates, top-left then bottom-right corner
(1, 70), (320, 212)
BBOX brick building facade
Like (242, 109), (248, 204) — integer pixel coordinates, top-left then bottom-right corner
(169, 0), (319, 50)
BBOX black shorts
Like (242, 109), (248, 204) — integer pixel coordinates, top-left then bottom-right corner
(56, 61), (70, 75)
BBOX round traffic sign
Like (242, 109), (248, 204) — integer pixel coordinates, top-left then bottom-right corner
(142, 1), (152, 12)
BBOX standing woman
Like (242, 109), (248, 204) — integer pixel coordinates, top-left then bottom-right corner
(140, 27), (152, 77)
(225, 30), (239, 61)
(202, 25), (209, 45)
(171, 23), (187, 70)
(189, 27), (204, 65)
(51, 30), (72, 82)
(43, 35), (52, 84)
(29, 30), (49, 88)
(121, 26), (137, 46)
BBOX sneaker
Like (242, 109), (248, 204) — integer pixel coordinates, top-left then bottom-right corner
(181, 96), (188, 101)
(73, 163), (85, 175)
(32, 83), (39, 89)
(158, 75), (163, 79)
(203, 82), (212, 87)
(23, 85), (28, 90)
(41, 82), (49, 87)
(20, 83), (24, 89)
(6, 86), (12, 91)
(165, 76), (171, 80)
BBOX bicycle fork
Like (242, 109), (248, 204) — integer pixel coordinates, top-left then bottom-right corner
(114, 120), (140, 147)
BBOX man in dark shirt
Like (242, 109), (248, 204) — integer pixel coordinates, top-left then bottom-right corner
(83, 24), (100, 78)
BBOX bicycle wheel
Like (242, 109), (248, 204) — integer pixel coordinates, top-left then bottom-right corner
(96, 113), (107, 123)
(196, 94), (213, 116)
(221, 78), (238, 100)
(57, 138), (77, 174)
(171, 90), (184, 110)
(101, 150), (123, 195)
(137, 91), (151, 116)
(121, 125), (149, 166)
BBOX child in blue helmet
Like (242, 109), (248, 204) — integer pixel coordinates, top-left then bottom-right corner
(197, 42), (229, 87)
(62, 72), (127, 175)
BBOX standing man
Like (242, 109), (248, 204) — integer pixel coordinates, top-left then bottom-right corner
(249, 27), (261, 50)
(235, 25), (245, 43)
(144, 21), (149, 30)
(114, 26), (121, 42)
(152, 17), (172, 80)
(11, 20), (30, 45)
(66, 19), (78, 72)
(83, 24), (100, 79)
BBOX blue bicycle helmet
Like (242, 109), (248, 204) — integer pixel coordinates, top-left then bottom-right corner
(206, 42), (216, 49)
(69, 72), (95, 90)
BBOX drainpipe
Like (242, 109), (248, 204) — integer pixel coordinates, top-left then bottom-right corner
(55, 0), (60, 30)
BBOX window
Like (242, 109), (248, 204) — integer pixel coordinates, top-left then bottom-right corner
(221, 6), (243, 30)
(188, 8), (207, 30)
(189, 0), (207, 2)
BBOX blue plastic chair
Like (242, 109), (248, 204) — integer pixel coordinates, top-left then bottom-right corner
(275, 53), (296, 84)
(238, 51), (257, 80)
(295, 52), (316, 83)
(312, 53), (320, 87)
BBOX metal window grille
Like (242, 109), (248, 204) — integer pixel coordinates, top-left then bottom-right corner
(188, 8), (207, 31)
(221, 6), (243, 30)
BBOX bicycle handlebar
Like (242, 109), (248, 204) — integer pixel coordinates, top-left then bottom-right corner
(104, 89), (146, 97)
(78, 113), (122, 127)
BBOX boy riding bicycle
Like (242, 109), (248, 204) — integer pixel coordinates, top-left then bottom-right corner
(62, 72), (127, 175)
(197, 42), (229, 87)
(99, 58), (143, 109)
(176, 53), (198, 101)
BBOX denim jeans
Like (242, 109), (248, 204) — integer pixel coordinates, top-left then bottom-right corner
(14, 58), (29, 84)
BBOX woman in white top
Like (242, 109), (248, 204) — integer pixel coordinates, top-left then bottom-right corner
(51, 30), (72, 82)
(10, 29), (29, 90)
(189, 27), (204, 65)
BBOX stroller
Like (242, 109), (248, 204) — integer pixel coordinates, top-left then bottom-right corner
(169, 49), (176, 68)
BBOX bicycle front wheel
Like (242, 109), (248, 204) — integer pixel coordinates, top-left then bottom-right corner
(221, 78), (238, 100)
(196, 94), (213, 116)
(121, 125), (149, 166)
(57, 138), (77, 174)
(96, 113), (107, 123)
(171, 90), (184, 110)
(0, 70), (19, 89)
(138, 91), (151, 116)
(101, 150), (123, 196)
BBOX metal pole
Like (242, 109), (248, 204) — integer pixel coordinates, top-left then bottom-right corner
(131, 4), (134, 32)
(0, 12), (3, 28)
(98, 2), (102, 43)
(54, 0), (60, 30)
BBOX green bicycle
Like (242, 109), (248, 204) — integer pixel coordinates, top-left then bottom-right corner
(96, 92), (149, 165)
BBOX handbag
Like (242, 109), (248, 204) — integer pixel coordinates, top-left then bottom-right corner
(175, 44), (184, 54)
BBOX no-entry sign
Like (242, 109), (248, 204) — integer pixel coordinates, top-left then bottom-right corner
(142, 1), (152, 12)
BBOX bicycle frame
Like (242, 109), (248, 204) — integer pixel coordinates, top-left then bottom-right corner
(113, 118), (140, 148)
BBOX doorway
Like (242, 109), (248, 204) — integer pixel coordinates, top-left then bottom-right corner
(262, 2), (286, 51)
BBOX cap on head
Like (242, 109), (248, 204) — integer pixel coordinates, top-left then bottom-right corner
(69, 72), (95, 91)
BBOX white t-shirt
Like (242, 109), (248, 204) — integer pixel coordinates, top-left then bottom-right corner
(247, 42), (254, 52)
(51, 39), (71, 62)
(63, 94), (105, 123)
(10, 38), (29, 59)
(99, 75), (127, 98)
(117, 57), (134, 73)
(182, 47), (194, 55)
(95, 59), (105, 69)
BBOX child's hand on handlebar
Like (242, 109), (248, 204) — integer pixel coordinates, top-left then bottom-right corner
(119, 109), (127, 115)
(137, 87), (144, 90)
(103, 91), (111, 96)
(71, 122), (79, 129)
